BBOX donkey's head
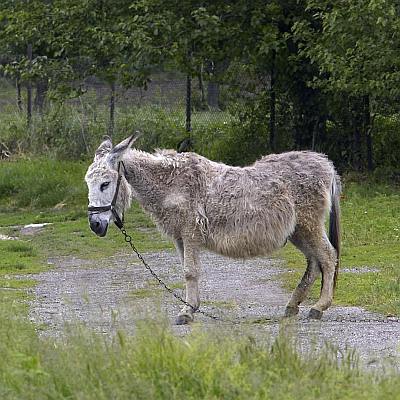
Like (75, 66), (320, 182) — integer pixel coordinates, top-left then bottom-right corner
(85, 134), (138, 236)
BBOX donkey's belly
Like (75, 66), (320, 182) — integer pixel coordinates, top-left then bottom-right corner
(205, 217), (294, 259)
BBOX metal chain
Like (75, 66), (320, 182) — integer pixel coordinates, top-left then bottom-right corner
(119, 227), (242, 324)
(118, 226), (400, 325)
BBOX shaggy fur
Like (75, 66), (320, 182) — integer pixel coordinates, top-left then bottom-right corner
(86, 135), (341, 323)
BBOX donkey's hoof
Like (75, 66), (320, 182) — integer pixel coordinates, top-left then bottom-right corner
(284, 306), (299, 317)
(309, 308), (323, 320)
(175, 313), (194, 325)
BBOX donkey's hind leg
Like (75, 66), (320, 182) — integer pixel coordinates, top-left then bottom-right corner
(285, 257), (320, 317)
(285, 230), (321, 317)
(285, 227), (337, 319)
(308, 231), (337, 319)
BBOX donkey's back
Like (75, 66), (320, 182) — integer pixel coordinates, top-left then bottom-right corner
(203, 151), (339, 258)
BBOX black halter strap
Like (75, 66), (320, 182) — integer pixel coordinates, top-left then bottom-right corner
(87, 161), (126, 229)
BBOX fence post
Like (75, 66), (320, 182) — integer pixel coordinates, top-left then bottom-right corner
(185, 74), (191, 133)
(27, 43), (33, 128)
(108, 81), (116, 140)
(269, 49), (276, 152)
(16, 76), (22, 111)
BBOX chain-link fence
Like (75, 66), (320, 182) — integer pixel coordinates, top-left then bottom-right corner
(0, 71), (255, 161)
(76, 71), (240, 131)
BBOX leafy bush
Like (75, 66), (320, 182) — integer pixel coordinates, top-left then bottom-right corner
(373, 114), (400, 177)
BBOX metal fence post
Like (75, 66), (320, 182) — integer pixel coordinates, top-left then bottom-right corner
(186, 74), (191, 133)
(27, 43), (32, 128)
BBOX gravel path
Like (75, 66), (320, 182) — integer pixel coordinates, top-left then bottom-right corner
(28, 250), (400, 370)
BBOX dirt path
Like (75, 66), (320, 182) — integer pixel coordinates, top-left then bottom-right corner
(28, 250), (400, 370)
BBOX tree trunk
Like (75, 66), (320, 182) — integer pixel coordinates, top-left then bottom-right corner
(108, 81), (116, 140)
(207, 81), (220, 110)
(198, 64), (206, 110)
(205, 61), (219, 110)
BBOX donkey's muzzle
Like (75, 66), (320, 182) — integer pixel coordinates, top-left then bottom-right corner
(89, 215), (109, 237)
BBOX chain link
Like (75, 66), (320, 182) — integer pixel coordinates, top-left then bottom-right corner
(118, 226), (400, 325)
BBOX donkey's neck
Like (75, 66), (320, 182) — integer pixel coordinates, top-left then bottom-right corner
(122, 149), (172, 213)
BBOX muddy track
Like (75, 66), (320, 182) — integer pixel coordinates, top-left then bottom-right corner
(27, 250), (400, 370)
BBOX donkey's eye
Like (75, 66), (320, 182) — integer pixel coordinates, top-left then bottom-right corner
(100, 182), (110, 192)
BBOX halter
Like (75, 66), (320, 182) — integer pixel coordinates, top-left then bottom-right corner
(87, 161), (126, 229)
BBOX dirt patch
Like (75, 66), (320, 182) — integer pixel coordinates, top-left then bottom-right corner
(27, 250), (400, 370)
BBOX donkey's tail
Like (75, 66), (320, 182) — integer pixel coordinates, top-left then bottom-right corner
(329, 173), (341, 290)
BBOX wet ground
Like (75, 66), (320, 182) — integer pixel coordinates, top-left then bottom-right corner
(27, 250), (400, 370)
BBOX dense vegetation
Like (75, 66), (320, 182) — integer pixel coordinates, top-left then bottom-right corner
(0, 0), (400, 173)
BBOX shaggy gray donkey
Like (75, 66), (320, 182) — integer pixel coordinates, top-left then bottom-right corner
(85, 134), (341, 324)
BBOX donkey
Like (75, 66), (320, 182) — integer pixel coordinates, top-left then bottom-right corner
(85, 134), (341, 324)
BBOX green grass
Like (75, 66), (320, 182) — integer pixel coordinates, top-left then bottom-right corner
(1, 311), (400, 400)
(279, 178), (400, 315)
(0, 240), (43, 274)
(0, 158), (88, 209)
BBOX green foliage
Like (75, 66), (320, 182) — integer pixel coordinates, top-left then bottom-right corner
(2, 1), (400, 171)
(0, 0), (170, 92)
(373, 114), (400, 176)
(295, 0), (400, 97)
(193, 98), (272, 166)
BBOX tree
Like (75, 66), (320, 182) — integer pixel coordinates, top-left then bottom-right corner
(0, 0), (173, 136)
(293, 0), (400, 170)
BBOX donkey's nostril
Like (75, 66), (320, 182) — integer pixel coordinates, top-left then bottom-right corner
(89, 218), (108, 237)
(90, 220), (100, 231)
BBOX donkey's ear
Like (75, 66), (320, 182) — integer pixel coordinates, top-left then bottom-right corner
(94, 136), (112, 161)
(107, 132), (141, 168)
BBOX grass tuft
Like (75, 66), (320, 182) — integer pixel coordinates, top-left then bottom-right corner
(6, 242), (37, 256)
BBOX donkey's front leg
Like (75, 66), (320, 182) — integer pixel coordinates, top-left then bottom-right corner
(175, 241), (200, 325)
